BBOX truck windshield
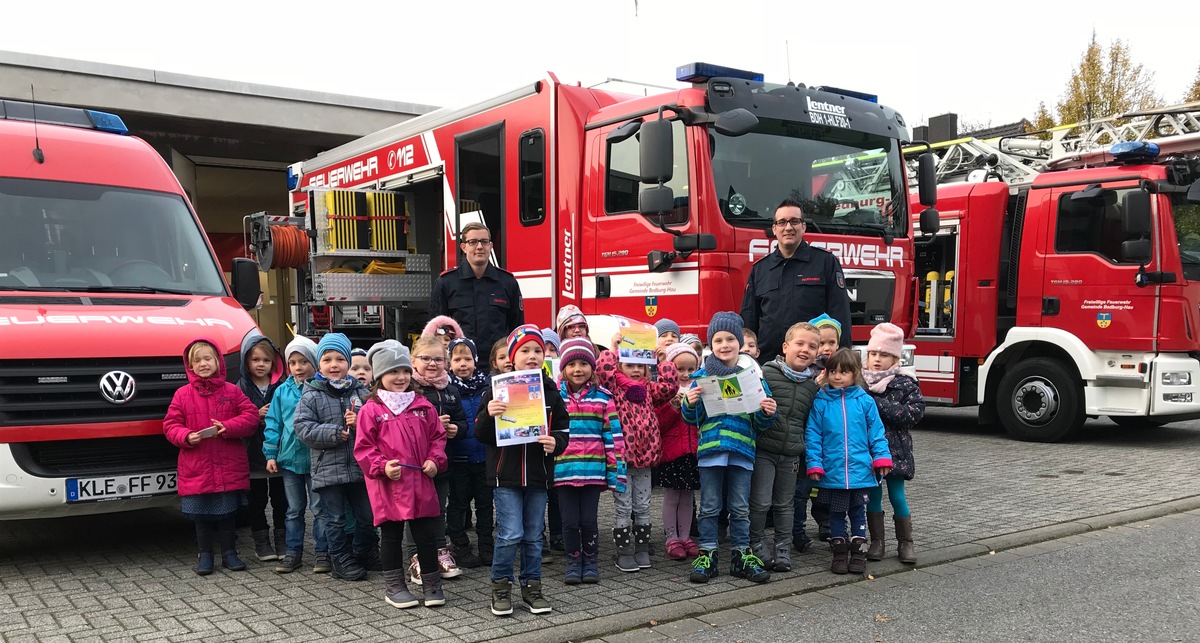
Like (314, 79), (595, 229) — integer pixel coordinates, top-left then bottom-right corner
(0, 178), (227, 295)
(1173, 194), (1200, 282)
(711, 119), (908, 239)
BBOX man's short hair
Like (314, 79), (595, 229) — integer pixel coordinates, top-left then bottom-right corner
(775, 198), (806, 217)
(459, 222), (491, 242)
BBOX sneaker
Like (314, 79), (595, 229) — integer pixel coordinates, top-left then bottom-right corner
(730, 548), (770, 583)
(683, 538), (700, 558)
(666, 540), (688, 560)
(491, 579), (514, 616)
(793, 533), (813, 554)
(252, 530), (278, 562)
(452, 544), (483, 569)
(689, 550), (718, 584)
(409, 554), (423, 586)
(438, 547), (463, 579)
(773, 544), (792, 573)
(355, 548), (383, 572)
(521, 580), (552, 614)
(274, 553), (302, 574)
(312, 553), (332, 574)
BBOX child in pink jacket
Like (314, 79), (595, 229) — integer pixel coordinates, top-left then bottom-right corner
(355, 340), (448, 609)
(163, 338), (260, 576)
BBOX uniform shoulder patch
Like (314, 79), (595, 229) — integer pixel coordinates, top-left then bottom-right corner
(835, 271), (845, 289)
(439, 265), (458, 276)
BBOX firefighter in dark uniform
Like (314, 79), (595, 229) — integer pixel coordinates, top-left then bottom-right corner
(741, 198), (852, 363)
(429, 222), (525, 352)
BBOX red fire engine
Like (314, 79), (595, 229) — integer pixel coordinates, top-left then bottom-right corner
(249, 63), (939, 345)
(907, 102), (1200, 441)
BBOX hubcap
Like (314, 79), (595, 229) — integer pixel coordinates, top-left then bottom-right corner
(1012, 377), (1060, 425)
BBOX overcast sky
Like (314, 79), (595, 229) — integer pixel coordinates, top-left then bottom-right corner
(6, 0), (1198, 129)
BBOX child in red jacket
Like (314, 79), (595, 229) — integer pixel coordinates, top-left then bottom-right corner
(655, 342), (702, 560)
(164, 338), (260, 576)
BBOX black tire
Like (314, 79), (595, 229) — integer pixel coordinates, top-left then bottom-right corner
(996, 357), (1084, 442)
(1108, 416), (1167, 430)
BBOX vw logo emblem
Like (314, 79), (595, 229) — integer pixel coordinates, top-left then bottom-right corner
(99, 371), (136, 405)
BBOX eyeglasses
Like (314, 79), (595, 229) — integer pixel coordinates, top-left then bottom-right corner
(462, 239), (493, 247)
(414, 355), (446, 365)
(773, 218), (805, 228)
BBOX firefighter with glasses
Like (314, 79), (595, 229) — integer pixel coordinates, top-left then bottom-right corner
(430, 223), (525, 353)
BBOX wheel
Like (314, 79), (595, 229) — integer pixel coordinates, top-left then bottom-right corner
(995, 357), (1084, 442)
(1108, 416), (1166, 430)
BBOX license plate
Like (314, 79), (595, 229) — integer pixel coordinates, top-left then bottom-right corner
(66, 472), (177, 503)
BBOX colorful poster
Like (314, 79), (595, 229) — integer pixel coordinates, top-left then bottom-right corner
(491, 369), (548, 446)
(542, 358), (560, 382)
(614, 315), (657, 365)
(696, 365), (768, 416)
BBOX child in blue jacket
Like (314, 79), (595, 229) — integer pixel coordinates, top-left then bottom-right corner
(805, 348), (892, 576)
(446, 337), (493, 567)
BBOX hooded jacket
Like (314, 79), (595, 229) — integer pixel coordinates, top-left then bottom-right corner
(554, 380), (626, 491)
(294, 377), (371, 489)
(805, 384), (893, 489)
(263, 376), (310, 475)
(163, 338), (260, 497)
(595, 350), (678, 469)
(867, 372), (924, 480)
(354, 394), (447, 525)
(236, 333), (286, 475)
(474, 372), (570, 490)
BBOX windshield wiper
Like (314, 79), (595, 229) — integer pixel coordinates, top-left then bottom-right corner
(79, 285), (194, 296)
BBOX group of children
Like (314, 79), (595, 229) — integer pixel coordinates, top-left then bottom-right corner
(162, 304), (924, 616)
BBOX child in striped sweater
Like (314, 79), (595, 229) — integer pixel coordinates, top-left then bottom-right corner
(554, 339), (625, 585)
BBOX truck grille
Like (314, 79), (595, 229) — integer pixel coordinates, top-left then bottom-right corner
(9, 435), (180, 477)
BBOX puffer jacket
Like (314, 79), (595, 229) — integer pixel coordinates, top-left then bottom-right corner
(163, 338), (260, 497)
(474, 372), (570, 489)
(236, 333), (286, 476)
(355, 394), (447, 526)
(262, 377), (310, 475)
(554, 380), (625, 492)
(449, 372), (489, 464)
(294, 377), (370, 489)
(759, 359), (820, 456)
(596, 350), (678, 469)
(805, 385), (892, 489)
(655, 401), (696, 464)
(867, 373), (924, 481)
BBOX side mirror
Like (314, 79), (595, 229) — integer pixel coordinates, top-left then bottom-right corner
(917, 153), (938, 207)
(648, 250), (673, 273)
(1122, 238), (1152, 263)
(919, 207), (940, 235)
(230, 257), (262, 311)
(1122, 190), (1151, 236)
(1071, 184), (1107, 202)
(713, 108), (759, 137)
(1187, 180), (1200, 204)
(639, 118), (673, 184)
(607, 119), (641, 144)
(639, 185), (675, 217)
(674, 234), (717, 252)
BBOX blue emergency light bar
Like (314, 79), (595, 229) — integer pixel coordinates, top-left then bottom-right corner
(677, 62), (763, 84)
(1110, 141), (1160, 162)
(814, 86), (878, 104)
(0, 99), (128, 134)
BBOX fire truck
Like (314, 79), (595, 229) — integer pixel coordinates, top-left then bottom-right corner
(249, 63), (939, 346)
(907, 102), (1200, 441)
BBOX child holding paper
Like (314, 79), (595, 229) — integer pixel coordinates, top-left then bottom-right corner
(475, 325), (570, 617)
(597, 326), (678, 572)
(681, 312), (776, 585)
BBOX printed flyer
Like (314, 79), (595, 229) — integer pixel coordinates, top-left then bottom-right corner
(696, 366), (768, 416)
(614, 315), (657, 365)
(491, 369), (548, 446)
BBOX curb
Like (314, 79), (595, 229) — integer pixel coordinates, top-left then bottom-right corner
(487, 494), (1200, 643)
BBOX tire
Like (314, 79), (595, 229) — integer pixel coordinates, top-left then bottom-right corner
(1108, 416), (1166, 430)
(995, 357), (1084, 442)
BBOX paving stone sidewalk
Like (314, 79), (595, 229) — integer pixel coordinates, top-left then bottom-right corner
(2, 410), (1199, 642)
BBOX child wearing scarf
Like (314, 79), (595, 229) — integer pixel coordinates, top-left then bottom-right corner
(446, 337), (494, 567)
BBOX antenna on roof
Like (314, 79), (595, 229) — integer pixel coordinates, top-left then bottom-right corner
(786, 41), (793, 86)
(30, 84), (44, 164)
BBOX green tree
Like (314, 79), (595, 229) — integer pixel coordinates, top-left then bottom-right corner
(1186, 64), (1200, 102)
(1027, 102), (1057, 139)
(1056, 31), (1159, 124)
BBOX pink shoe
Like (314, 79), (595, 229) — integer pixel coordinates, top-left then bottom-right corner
(683, 538), (700, 557)
(438, 547), (463, 578)
(666, 540), (687, 560)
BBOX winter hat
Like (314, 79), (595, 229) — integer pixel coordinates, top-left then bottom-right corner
(448, 337), (478, 363)
(350, 347), (368, 358)
(540, 328), (562, 353)
(555, 305), (588, 335)
(422, 315), (464, 340)
(664, 342), (700, 365)
(507, 324), (546, 363)
(707, 311), (745, 348)
(367, 339), (412, 378)
(867, 322), (905, 358)
(558, 337), (597, 370)
(680, 333), (701, 347)
(284, 335), (318, 368)
(809, 313), (842, 333)
(316, 332), (352, 362)
(654, 318), (681, 338)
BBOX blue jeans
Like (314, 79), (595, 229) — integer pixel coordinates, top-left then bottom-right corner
(491, 487), (546, 584)
(830, 503), (868, 540)
(282, 470), (327, 555)
(698, 466), (752, 551)
(314, 481), (377, 556)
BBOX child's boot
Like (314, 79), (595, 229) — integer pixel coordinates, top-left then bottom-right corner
(252, 529), (277, 562)
(633, 524), (652, 568)
(521, 580), (552, 614)
(830, 538), (850, 574)
(866, 512), (886, 561)
(219, 530), (246, 571)
(894, 516), (917, 564)
(581, 543), (600, 584)
(750, 539), (774, 570)
(383, 569), (419, 609)
(332, 550), (367, 581)
(356, 546), (383, 572)
(491, 579), (513, 616)
(273, 528), (287, 559)
(848, 537), (868, 574)
(689, 549), (718, 583)
(564, 550), (582, 585)
(422, 572), (446, 607)
(773, 542), (792, 573)
(613, 527), (638, 572)
(731, 547), (771, 583)
(195, 552), (214, 576)
(313, 551), (332, 574)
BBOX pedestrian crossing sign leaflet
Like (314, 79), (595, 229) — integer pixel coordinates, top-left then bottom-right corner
(720, 377), (742, 398)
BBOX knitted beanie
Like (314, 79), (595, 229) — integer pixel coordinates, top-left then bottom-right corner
(540, 328), (562, 353)
(664, 342), (700, 366)
(448, 337), (478, 363)
(558, 338), (597, 370)
(809, 313), (842, 333)
(867, 322), (905, 358)
(316, 333), (352, 362)
(555, 305), (588, 335)
(707, 312), (745, 347)
(654, 318), (681, 338)
(367, 339), (412, 378)
(507, 324), (546, 363)
(284, 335), (318, 368)
(679, 333), (701, 347)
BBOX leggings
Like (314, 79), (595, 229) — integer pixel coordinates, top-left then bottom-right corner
(867, 478), (910, 517)
(194, 516), (236, 553)
(556, 485), (603, 556)
(405, 475), (449, 560)
(248, 476), (287, 531)
(661, 489), (694, 543)
(382, 517), (440, 574)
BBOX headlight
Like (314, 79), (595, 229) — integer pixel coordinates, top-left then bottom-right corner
(901, 346), (916, 368)
(1162, 371), (1191, 386)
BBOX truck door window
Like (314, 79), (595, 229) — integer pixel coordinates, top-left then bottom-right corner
(1054, 188), (1145, 263)
(518, 129), (546, 225)
(604, 119), (688, 225)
